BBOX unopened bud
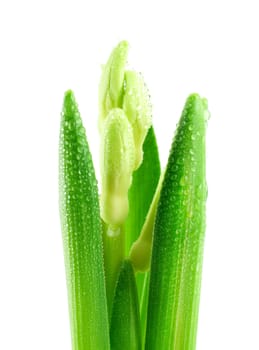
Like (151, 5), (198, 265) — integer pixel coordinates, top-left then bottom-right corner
(98, 41), (129, 131)
(123, 70), (152, 169)
(100, 108), (135, 226)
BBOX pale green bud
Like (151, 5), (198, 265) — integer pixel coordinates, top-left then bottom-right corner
(100, 108), (135, 226)
(98, 41), (129, 131)
(123, 70), (152, 169)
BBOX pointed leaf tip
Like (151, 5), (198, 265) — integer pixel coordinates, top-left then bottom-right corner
(184, 93), (209, 122)
(59, 92), (110, 349)
(63, 89), (76, 106)
(62, 90), (79, 120)
(145, 93), (208, 350)
(110, 259), (142, 350)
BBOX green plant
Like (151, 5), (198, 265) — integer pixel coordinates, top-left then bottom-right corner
(59, 41), (209, 350)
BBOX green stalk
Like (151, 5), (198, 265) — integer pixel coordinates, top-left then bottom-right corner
(145, 94), (208, 350)
(102, 223), (125, 320)
(59, 90), (110, 350)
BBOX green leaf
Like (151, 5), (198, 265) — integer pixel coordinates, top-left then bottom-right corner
(59, 90), (110, 350)
(125, 126), (160, 345)
(110, 260), (142, 350)
(145, 94), (208, 350)
(125, 126), (161, 254)
(130, 171), (164, 272)
(139, 271), (150, 344)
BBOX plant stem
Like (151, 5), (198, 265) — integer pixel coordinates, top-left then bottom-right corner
(102, 223), (125, 320)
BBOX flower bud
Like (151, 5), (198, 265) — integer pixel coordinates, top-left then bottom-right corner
(100, 108), (135, 226)
(123, 70), (152, 169)
(98, 41), (129, 131)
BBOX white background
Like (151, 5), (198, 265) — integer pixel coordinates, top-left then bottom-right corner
(0, 0), (259, 349)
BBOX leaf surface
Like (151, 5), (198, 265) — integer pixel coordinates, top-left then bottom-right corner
(145, 94), (208, 350)
(110, 260), (141, 350)
(125, 126), (161, 254)
(59, 90), (110, 350)
(125, 126), (160, 342)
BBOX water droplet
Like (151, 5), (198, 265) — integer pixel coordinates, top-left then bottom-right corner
(204, 110), (211, 121)
(180, 176), (186, 186)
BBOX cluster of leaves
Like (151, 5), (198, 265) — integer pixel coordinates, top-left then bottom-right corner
(59, 42), (208, 350)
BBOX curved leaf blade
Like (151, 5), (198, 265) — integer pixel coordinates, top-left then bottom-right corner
(110, 260), (141, 350)
(139, 271), (150, 343)
(125, 126), (161, 254)
(59, 90), (110, 350)
(145, 94), (208, 350)
(124, 126), (160, 343)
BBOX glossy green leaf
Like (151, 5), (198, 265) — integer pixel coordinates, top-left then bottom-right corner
(110, 260), (142, 350)
(130, 171), (164, 273)
(59, 90), (110, 350)
(125, 126), (161, 254)
(139, 271), (150, 344)
(125, 126), (160, 345)
(145, 94), (208, 350)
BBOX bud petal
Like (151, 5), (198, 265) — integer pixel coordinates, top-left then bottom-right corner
(100, 108), (135, 226)
(98, 41), (129, 130)
(123, 70), (152, 169)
